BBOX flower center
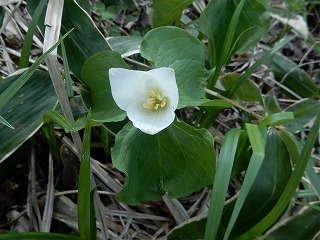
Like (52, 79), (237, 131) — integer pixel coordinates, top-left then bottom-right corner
(143, 90), (167, 110)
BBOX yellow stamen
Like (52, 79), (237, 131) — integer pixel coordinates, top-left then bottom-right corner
(143, 90), (167, 111)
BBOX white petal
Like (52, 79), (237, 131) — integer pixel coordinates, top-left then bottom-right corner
(147, 68), (179, 110)
(127, 102), (175, 135)
(109, 68), (148, 110)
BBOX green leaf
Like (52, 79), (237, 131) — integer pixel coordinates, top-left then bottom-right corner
(167, 214), (207, 240)
(271, 53), (319, 99)
(0, 71), (57, 162)
(204, 129), (243, 240)
(140, 26), (207, 107)
(264, 91), (281, 115)
(81, 50), (128, 122)
(0, 30), (71, 111)
(201, 99), (233, 108)
(107, 36), (142, 57)
(112, 121), (216, 205)
(199, 0), (269, 66)
(223, 124), (265, 240)
(78, 110), (96, 239)
(221, 73), (263, 103)
(0, 232), (81, 240)
(260, 112), (295, 128)
(19, 0), (47, 68)
(152, 0), (193, 27)
(43, 111), (74, 133)
(238, 113), (320, 239)
(27, 0), (112, 78)
(266, 202), (320, 240)
(224, 128), (291, 238)
(283, 99), (320, 132)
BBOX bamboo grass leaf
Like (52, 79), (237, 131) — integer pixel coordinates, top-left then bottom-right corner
(204, 129), (243, 240)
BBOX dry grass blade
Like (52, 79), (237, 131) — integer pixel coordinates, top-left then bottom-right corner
(162, 197), (190, 224)
(40, 151), (54, 232)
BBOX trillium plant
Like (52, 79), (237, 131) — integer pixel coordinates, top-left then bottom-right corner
(109, 67), (179, 135)
(1, 0), (320, 239)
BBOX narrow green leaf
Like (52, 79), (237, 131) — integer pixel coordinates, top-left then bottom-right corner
(60, 39), (73, 98)
(78, 110), (95, 239)
(228, 36), (295, 97)
(19, 0), (47, 68)
(43, 111), (74, 133)
(238, 113), (320, 239)
(260, 112), (295, 128)
(204, 129), (243, 240)
(271, 53), (319, 98)
(223, 124), (265, 240)
(0, 29), (72, 110)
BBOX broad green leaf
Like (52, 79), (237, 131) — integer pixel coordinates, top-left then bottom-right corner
(266, 202), (320, 240)
(271, 53), (319, 99)
(140, 26), (207, 107)
(204, 129), (243, 240)
(0, 71), (57, 162)
(0, 232), (81, 240)
(152, 0), (193, 27)
(238, 114), (320, 239)
(27, 0), (111, 77)
(112, 121), (216, 205)
(224, 128), (291, 238)
(78, 110), (96, 240)
(260, 112), (295, 128)
(81, 50), (128, 122)
(221, 73), (263, 103)
(283, 99), (320, 132)
(199, 0), (269, 66)
(108, 36), (142, 57)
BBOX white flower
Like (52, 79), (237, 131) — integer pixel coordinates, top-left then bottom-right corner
(109, 67), (179, 135)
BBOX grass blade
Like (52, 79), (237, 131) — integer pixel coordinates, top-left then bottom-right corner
(0, 232), (81, 240)
(78, 110), (96, 240)
(19, 0), (47, 68)
(0, 29), (73, 110)
(204, 129), (243, 240)
(0, 115), (14, 129)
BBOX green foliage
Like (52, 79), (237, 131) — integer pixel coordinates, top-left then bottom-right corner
(78, 110), (96, 240)
(140, 26), (207, 107)
(1, 0), (319, 238)
(199, 0), (269, 68)
(112, 121), (216, 205)
(152, 0), (194, 27)
(0, 71), (57, 162)
(81, 50), (127, 122)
